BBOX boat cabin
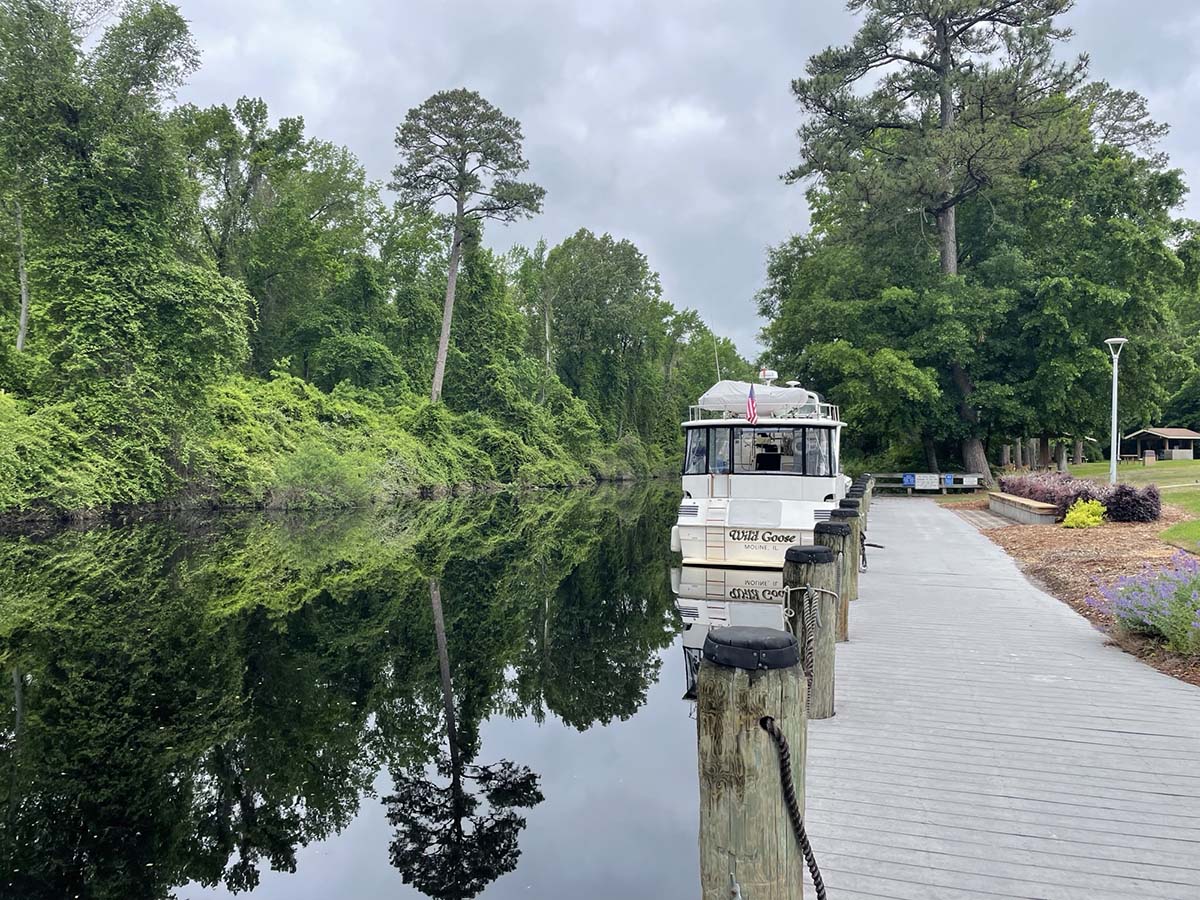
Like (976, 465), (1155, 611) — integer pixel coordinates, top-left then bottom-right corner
(672, 379), (848, 568)
(680, 380), (844, 503)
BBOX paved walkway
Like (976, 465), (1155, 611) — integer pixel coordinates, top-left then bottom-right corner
(803, 498), (1200, 899)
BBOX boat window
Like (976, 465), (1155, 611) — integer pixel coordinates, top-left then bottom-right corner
(805, 428), (832, 476)
(734, 428), (800, 473)
(708, 428), (732, 474)
(683, 429), (707, 475)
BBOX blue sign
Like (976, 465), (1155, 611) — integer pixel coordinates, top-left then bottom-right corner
(902, 473), (915, 487)
(945, 473), (954, 486)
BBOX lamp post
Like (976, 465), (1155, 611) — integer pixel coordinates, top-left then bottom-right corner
(1106, 338), (1128, 485)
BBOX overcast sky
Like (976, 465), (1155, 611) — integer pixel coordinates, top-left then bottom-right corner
(174, 0), (1200, 357)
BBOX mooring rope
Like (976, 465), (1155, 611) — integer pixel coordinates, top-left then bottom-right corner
(861, 535), (885, 571)
(801, 586), (817, 704)
(760, 715), (827, 900)
(786, 583), (837, 715)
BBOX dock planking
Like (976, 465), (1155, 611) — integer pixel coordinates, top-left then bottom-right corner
(802, 498), (1200, 899)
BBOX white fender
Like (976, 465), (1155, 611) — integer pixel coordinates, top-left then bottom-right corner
(670, 525), (681, 553)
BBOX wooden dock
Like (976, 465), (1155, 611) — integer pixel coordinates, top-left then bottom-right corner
(802, 498), (1200, 899)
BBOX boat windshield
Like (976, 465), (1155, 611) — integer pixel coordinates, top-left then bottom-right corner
(683, 425), (835, 476)
(684, 429), (706, 474)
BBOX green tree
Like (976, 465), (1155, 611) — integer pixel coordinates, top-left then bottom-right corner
(762, 129), (1189, 469)
(391, 89), (545, 403)
(543, 229), (672, 442)
(789, 0), (1088, 478)
(0, 0), (109, 354)
(172, 96), (306, 276)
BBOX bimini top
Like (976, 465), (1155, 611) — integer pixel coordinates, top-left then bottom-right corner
(690, 380), (838, 422)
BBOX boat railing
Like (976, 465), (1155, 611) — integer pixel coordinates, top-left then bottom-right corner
(687, 402), (841, 422)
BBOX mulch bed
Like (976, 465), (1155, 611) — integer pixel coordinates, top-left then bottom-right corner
(980, 505), (1200, 687)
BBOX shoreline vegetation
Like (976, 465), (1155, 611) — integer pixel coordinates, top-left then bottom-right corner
(0, 4), (748, 522)
(0, 370), (677, 525)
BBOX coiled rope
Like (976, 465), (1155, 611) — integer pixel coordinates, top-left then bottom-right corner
(759, 715), (827, 900)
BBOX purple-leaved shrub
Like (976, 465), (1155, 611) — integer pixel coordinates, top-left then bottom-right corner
(997, 472), (1159, 522)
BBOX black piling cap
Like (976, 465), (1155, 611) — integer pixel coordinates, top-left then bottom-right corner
(703, 626), (799, 671)
(848, 486), (866, 496)
(815, 521), (852, 537)
(830, 508), (859, 520)
(785, 544), (834, 565)
(839, 498), (861, 509)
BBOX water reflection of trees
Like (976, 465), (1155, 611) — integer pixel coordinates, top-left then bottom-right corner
(0, 484), (678, 899)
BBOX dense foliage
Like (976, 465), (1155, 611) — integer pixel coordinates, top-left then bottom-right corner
(0, 483), (681, 898)
(761, 0), (1200, 479)
(0, 1), (747, 515)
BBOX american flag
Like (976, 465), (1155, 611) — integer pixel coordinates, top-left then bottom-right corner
(746, 384), (758, 424)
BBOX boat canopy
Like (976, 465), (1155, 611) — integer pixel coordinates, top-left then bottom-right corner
(693, 380), (831, 420)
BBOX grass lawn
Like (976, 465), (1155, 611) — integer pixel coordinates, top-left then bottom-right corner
(1067, 459), (1200, 551)
(1070, 458), (1200, 488)
(1161, 519), (1200, 551)
(933, 492), (987, 507)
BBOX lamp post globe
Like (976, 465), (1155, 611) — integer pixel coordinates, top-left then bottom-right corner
(1105, 338), (1127, 485)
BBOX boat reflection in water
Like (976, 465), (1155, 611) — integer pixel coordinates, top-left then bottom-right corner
(671, 565), (787, 699)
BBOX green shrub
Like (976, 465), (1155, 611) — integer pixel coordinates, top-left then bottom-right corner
(1063, 498), (1105, 529)
(309, 334), (410, 393)
(269, 439), (374, 508)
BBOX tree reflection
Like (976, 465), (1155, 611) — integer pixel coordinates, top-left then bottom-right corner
(0, 484), (676, 898)
(385, 580), (543, 899)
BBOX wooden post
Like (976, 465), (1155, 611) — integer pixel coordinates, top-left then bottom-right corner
(697, 626), (807, 900)
(842, 493), (864, 536)
(1000, 444), (1011, 467)
(783, 546), (838, 720)
(1056, 441), (1068, 472)
(1014, 439), (1024, 468)
(814, 521), (853, 641)
(830, 508), (861, 603)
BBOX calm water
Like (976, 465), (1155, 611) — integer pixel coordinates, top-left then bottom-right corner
(0, 484), (702, 900)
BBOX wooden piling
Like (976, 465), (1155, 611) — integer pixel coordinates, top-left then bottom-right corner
(830, 508), (861, 603)
(813, 521), (853, 642)
(697, 626), (807, 900)
(859, 475), (874, 524)
(847, 487), (866, 531)
(783, 545), (838, 720)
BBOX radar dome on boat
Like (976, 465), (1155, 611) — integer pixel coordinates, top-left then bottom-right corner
(696, 380), (820, 417)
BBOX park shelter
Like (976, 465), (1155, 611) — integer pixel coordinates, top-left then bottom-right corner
(1123, 427), (1200, 461)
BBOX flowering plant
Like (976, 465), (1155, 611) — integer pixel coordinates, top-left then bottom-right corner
(1089, 552), (1200, 654)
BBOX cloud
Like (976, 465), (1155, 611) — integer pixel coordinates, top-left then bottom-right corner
(174, 0), (1200, 359)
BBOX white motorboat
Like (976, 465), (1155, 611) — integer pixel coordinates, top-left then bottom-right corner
(670, 376), (849, 568)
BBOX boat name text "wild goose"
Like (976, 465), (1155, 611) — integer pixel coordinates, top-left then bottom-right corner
(728, 587), (789, 602)
(728, 529), (796, 543)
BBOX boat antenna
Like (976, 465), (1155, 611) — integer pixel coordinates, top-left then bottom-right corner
(712, 331), (722, 382)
